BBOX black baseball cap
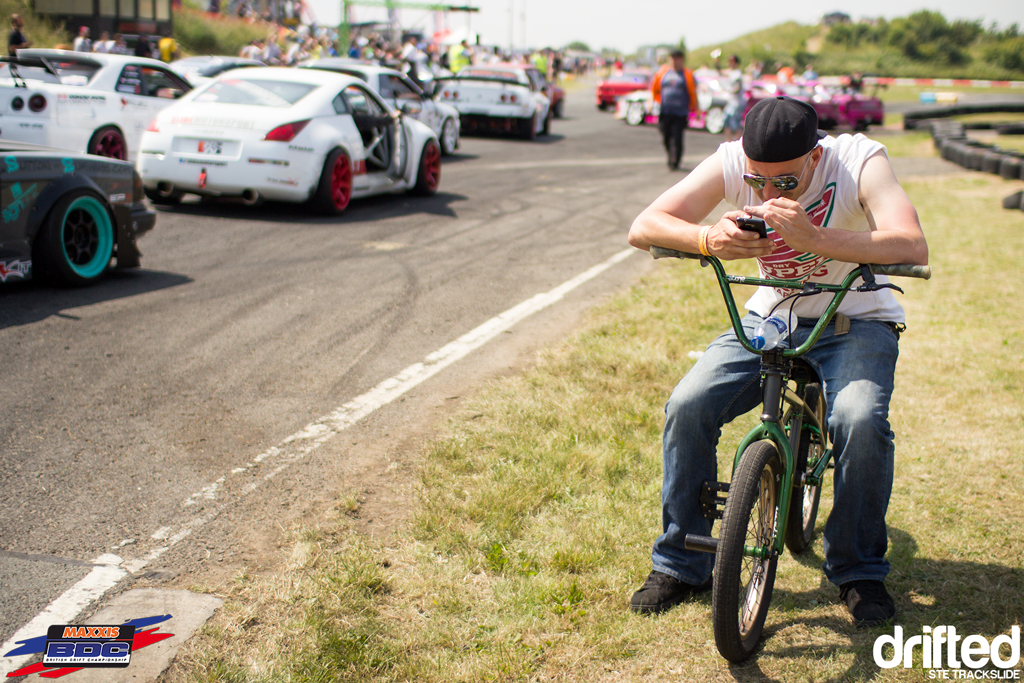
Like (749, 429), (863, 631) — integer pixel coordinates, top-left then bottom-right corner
(742, 96), (826, 163)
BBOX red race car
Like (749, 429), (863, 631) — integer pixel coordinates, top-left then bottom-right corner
(596, 69), (652, 110)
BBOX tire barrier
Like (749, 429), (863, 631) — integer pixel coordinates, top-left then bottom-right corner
(1003, 190), (1023, 210)
(999, 155), (1024, 179)
(921, 113), (1024, 212)
(904, 102), (1024, 130)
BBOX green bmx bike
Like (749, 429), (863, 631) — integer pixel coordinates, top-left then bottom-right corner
(650, 244), (930, 662)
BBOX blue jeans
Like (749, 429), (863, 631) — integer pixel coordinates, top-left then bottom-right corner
(651, 312), (899, 587)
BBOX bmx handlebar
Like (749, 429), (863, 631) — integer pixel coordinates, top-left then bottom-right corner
(648, 247), (931, 357)
(648, 247), (932, 281)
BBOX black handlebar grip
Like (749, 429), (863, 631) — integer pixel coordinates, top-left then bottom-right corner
(869, 264), (932, 280)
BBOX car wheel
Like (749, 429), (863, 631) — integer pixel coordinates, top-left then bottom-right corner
(310, 148), (353, 216)
(409, 139), (441, 196)
(626, 101), (645, 126)
(854, 120), (869, 131)
(439, 118), (458, 155)
(553, 99), (564, 119)
(704, 107), (725, 134)
(520, 113), (538, 141)
(33, 191), (114, 287)
(88, 126), (128, 161)
(144, 186), (183, 206)
(597, 102), (608, 111)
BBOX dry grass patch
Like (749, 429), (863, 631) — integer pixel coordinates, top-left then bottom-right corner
(167, 163), (1024, 683)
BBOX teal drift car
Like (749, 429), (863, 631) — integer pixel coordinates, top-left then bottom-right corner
(0, 140), (155, 286)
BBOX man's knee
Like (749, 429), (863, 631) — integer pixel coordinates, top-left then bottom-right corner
(829, 381), (893, 453)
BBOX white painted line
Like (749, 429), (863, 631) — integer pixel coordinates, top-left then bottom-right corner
(0, 554), (126, 677)
(0, 247), (637, 675)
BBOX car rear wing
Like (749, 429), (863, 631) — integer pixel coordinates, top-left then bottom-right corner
(0, 55), (61, 87)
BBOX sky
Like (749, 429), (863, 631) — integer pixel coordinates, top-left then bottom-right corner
(307, 0), (1022, 53)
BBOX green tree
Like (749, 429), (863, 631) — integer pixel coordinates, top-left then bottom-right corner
(565, 41), (590, 52)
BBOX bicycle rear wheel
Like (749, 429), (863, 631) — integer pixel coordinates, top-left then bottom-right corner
(712, 440), (781, 662)
(785, 383), (826, 554)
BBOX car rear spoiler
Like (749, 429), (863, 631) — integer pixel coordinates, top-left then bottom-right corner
(435, 75), (524, 87)
(0, 55), (63, 85)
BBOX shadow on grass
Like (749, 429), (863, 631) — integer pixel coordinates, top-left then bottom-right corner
(722, 526), (1023, 681)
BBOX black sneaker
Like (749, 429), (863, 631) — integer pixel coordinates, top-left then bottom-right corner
(840, 580), (896, 627)
(630, 570), (711, 614)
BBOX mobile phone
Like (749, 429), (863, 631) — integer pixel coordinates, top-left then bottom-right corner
(735, 216), (767, 239)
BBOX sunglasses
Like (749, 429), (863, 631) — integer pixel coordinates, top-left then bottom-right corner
(742, 153), (813, 192)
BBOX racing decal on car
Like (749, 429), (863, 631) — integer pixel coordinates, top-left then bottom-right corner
(57, 93), (106, 105)
(179, 158), (228, 167)
(267, 177), (299, 186)
(246, 158), (289, 166)
(288, 145), (314, 152)
(5, 156), (18, 173)
(170, 115), (254, 130)
(0, 259), (31, 282)
(18, 123), (44, 129)
(63, 158), (75, 174)
(758, 182), (837, 287)
(120, 97), (148, 108)
(353, 159), (367, 175)
(110, 193), (126, 202)
(2, 182), (40, 223)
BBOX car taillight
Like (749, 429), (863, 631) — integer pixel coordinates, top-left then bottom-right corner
(147, 118), (160, 132)
(264, 120), (310, 142)
(11, 96), (24, 111)
(509, 94), (517, 103)
(500, 94), (507, 102)
(452, 91), (459, 99)
(28, 94), (46, 112)
(442, 90), (450, 98)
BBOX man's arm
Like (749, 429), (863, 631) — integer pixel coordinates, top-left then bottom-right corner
(744, 151), (928, 265)
(628, 151), (776, 260)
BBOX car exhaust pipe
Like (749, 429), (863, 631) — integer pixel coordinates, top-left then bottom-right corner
(240, 189), (260, 206)
(156, 181), (176, 197)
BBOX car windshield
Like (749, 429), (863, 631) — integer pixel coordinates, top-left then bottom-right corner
(458, 68), (520, 84)
(171, 59), (229, 77)
(192, 78), (317, 106)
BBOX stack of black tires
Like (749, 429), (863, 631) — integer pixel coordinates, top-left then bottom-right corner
(930, 120), (1024, 211)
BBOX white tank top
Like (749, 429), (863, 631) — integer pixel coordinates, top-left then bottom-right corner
(719, 134), (905, 323)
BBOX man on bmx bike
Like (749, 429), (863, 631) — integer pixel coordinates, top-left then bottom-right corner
(626, 96), (929, 627)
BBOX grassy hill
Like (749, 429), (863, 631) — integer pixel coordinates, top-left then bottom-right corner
(687, 13), (1024, 80)
(2, 0), (68, 50)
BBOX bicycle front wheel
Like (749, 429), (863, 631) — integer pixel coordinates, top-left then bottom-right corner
(712, 440), (782, 662)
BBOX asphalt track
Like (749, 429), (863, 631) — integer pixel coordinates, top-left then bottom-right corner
(0, 82), (729, 660)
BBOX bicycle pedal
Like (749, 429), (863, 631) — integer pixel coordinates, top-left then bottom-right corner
(684, 534), (719, 554)
(699, 480), (730, 521)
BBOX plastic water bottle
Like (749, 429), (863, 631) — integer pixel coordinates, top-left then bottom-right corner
(751, 315), (790, 350)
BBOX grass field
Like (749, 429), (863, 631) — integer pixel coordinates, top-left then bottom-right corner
(166, 140), (1024, 683)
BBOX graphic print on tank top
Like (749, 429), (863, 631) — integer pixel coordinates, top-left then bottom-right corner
(759, 182), (836, 295)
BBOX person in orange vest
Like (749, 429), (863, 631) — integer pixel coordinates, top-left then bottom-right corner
(651, 49), (698, 170)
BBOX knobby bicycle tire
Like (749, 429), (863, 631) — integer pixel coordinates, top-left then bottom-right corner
(712, 440), (782, 662)
(785, 383), (826, 554)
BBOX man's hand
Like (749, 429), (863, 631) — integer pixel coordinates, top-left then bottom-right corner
(707, 211), (776, 260)
(743, 199), (820, 254)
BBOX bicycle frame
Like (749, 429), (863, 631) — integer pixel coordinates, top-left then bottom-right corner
(652, 247), (929, 561)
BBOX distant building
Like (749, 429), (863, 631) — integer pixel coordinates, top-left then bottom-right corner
(32, 0), (172, 42)
(822, 12), (851, 26)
